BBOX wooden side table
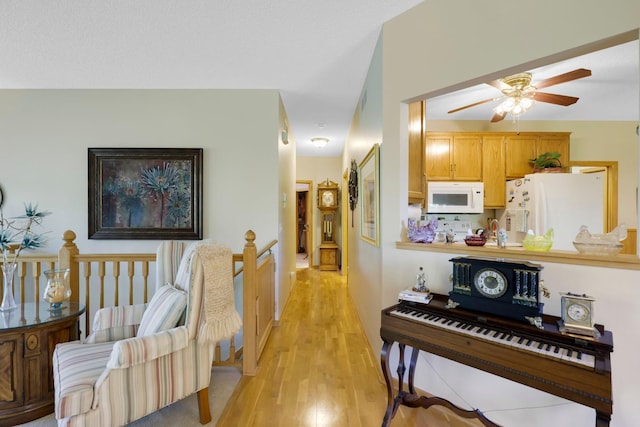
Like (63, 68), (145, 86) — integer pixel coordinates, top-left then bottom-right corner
(0, 302), (85, 426)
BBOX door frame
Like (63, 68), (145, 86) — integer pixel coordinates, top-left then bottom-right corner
(296, 180), (314, 266)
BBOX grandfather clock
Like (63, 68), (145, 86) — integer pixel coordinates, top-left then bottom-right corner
(317, 180), (340, 271)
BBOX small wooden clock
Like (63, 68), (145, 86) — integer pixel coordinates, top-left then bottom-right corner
(559, 292), (598, 337)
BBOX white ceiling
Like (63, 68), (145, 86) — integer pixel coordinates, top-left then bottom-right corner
(0, 0), (423, 157)
(1, 2), (637, 158)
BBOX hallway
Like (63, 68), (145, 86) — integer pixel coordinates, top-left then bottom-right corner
(217, 268), (480, 427)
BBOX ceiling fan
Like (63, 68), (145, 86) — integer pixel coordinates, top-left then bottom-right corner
(447, 68), (592, 122)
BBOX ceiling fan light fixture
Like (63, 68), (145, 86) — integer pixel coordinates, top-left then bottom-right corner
(311, 137), (329, 148)
(494, 93), (535, 118)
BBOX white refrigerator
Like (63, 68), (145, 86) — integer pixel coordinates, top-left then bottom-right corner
(496, 173), (604, 251)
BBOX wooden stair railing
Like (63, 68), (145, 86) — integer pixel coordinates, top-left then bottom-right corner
(0, 229), (277, 377)
(232, 230), (277, 376)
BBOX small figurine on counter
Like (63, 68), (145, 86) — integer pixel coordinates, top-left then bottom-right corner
(497, 229), (508, 248)
(413, 266), (429, 293)
(445, 229), (456, 243)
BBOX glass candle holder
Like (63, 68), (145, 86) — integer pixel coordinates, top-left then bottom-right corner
(43, 268), (71, 311)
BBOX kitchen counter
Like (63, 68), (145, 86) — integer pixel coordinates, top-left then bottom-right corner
(396, 240), (640, 270)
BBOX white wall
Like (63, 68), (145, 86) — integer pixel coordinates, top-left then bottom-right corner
(0, 89), (282, 254)
(278, 96), (297, 319)
(344, 1), (640, 426)
(343, 33), (385, 348)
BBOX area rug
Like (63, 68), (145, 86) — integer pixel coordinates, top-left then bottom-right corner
(18, 366), (242, 427)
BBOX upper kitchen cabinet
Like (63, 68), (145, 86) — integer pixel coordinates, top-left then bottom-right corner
(425, 132), (482, 181)
(482, 135), (506, 208)
(505, 134), (537, 178)
(537, 133), (570, 167)
(505, 132), (570, 178)
(408, 101), (426, 205)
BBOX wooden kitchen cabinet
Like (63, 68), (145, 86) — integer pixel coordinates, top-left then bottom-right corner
(482, 135), (506, 208)
(414, 131), (570, 208)
(408, 101), (426, 205)
(425, 132), (482, 181)
(505, 135), (538, 178)
(537, 134), (570, 168)
(506, 132), (570, 178)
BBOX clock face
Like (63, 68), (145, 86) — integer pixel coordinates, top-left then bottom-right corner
(322, 190), (335, 207)
(567, 302), (590, 322)
(473, 268), (508, 299)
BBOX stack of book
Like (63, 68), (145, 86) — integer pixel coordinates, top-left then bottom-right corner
(398, 289), (433, 305)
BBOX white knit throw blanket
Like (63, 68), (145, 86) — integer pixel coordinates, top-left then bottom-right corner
(194, 242), (243, 343)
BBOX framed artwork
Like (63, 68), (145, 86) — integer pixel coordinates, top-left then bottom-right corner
(88, 148), (203, 240)
(359, 144), (380, 246)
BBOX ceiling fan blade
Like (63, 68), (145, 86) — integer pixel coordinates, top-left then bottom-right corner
(490, 111), (507, 123)
(447, 97), (498, 114)
(534, 68), (592, 90)
(534, 92), (579, 106)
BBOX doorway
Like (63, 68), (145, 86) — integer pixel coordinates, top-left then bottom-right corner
(296, 180), (313, 269)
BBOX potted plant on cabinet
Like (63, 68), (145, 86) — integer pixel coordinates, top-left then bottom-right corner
(529, 151), (565, 173)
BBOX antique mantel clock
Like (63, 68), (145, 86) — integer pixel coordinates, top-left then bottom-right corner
(448, 256), (547, 327)
(317, 179), (339, 271)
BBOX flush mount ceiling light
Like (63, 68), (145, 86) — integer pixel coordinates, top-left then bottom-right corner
(311, 137), (329, 148)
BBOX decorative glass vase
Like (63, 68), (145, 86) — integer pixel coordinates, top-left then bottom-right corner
(43, 268), (71, 311)
(1, 263), (18, 311)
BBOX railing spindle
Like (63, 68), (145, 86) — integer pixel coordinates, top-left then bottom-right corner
(18, 262), (27, 305)
(32, 262), (42, 305)
(128, 261), (135, 305)
(99, 262), (106, 309)
(84, 261), (92, 335)
(113, 262), (120, 306)
(142, 262), (149, 302)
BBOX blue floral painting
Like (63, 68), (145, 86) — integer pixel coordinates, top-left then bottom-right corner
(89, 148), (202, 240)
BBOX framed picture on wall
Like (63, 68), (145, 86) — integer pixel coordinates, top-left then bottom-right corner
(88, 148), (203, 240)
(359, 143), (380, 246)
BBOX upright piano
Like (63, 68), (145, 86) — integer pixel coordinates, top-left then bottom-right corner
(380, 293), (614, 426)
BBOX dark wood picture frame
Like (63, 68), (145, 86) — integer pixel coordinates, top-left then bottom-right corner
(88, 148), (203, 240)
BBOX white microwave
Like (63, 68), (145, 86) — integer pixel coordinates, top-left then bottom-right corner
(426, 181), (484, 214)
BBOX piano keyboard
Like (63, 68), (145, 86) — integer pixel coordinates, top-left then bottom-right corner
(391, 305), (596, 369)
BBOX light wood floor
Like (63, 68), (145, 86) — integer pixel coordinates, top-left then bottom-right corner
(216, 268), (481, 427)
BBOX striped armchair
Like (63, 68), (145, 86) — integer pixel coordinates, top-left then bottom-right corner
(52, 241), (242, 427)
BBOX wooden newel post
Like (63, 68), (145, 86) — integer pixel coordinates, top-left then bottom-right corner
(243, 229), (258, 376)
(58, 230), (80, 304)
